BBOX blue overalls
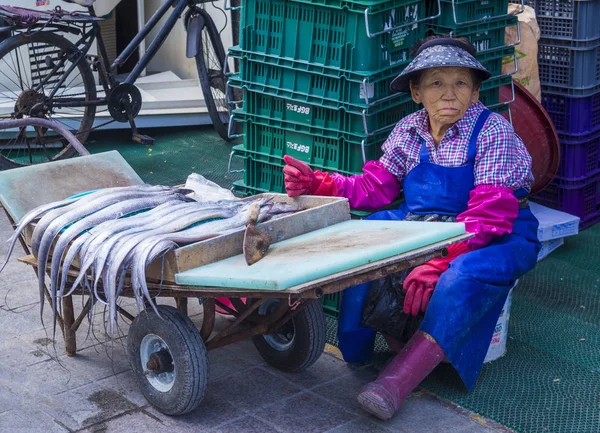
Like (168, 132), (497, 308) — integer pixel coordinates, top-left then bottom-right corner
(338, 110), (541, 391)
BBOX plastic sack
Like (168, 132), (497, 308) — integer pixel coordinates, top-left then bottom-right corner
(503, 4), (541, 101)
(185, 173), (238, 203)
(361, 270), (423, 343)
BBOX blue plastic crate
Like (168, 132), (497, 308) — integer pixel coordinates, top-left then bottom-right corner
(538, 39), (600, 91)
(532, 174), (600, 229)
(542, 91), (600, 136)
(554, 129), (600, 182)
(524, 0), (600, 41)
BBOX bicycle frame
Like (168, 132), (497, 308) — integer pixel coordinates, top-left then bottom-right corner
(32, 0), (197, 109)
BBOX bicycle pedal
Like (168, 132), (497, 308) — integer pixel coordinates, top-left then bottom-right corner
(132, 133), (155, 146)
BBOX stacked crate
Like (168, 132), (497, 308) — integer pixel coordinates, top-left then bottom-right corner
(425, 0), (519, 112)
(228, 0), (434, 196)
(526, 0), (600, 228)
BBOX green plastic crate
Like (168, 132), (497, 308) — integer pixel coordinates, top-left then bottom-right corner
(479, 73), (513, 109)
(229, 47), (406, 110)
(479, 45), (515, 78)
(236, 90), (420, 138)
(320, 293), (341, 318)
(427, 15), (518, 54)
(240, 0), (427, 73)
(239, 158), (287, 194)
(233, 128), (385, 174)
(430, 0), (512, 27)
(239, 88), (419, 137)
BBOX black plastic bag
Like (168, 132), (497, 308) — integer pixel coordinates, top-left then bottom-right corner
(361, 269), (423, 343)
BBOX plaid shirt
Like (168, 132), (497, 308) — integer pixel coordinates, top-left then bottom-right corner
(379, 101), (534, 191)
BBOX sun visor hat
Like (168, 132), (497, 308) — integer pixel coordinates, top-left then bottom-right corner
(389, 38), (492, 93)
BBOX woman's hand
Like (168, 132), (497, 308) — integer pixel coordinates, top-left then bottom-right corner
(283, 155), (321, 197)
(402, 264), (443, 316)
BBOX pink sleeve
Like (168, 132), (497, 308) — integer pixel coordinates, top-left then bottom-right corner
(310, 161), (401, 210)
(457, 184), (519, 251)
(320, 161), (401, 211)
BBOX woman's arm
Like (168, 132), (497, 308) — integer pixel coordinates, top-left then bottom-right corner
(283, 156), (401, 211)
(283, 122), (410, 210)
(456, 113), (532, 250)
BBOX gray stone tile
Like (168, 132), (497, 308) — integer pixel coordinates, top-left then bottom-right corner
(6, 358), (94, 397)
(0, 305), (46, 338)
(55, 343), (131, 382)
(211, 366), (303, 411)
(255, 392), (357, 433)
(0, 335), (53, 367)
(208, 344), (264, 382)
(377, 392), (481, 433)
(264, 352), (359, 389)
(221, 337), (268, 367)
(39, 381), (140, 431)
(208, 415), (281, 433)
(0, 281), (42, 309)
(144, 393), (245, 432)
(324, 418), (395, 433)
(0, 409), (68, 433)
(94, 371), (150, 408)
(312, 368), (378, 416)
(78, 409), (166, 433)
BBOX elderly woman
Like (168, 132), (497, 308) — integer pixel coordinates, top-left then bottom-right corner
(282, 36), (540, 421)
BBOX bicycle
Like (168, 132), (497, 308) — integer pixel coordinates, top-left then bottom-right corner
(0, 0), (234, 169)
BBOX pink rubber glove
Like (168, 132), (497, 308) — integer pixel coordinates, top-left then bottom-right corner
(283, 155), (336, 197)
(402, 242), (470, 315)
(330, 160), (401, 211)
(457, 184), (519, 250)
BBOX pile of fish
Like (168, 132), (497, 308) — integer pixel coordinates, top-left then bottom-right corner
(0, 184), (299, 333)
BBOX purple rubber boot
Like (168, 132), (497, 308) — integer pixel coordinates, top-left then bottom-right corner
(357, 330), (445, 420)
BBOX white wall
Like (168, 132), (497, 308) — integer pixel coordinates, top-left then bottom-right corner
(143, 0), (233, 80)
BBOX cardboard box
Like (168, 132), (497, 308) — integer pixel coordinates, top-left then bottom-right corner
(529, 202), (580, 242)
(537, 237), (565, 261)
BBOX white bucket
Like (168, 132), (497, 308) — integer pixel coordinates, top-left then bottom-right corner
(483, 283), (516, 363)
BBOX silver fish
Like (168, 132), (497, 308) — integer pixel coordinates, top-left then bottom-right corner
(36, 186), (175, 318)
(0, 195), (80, 274)
(86, 201), (243, 297)
(52, 193), (190, 307)
(30, 184), (168, 257)
(101, 204), (250, 333)
(61, 200), (199, 298)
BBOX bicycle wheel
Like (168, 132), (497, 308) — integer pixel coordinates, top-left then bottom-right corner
(194, 13), (233, 142)
(0, 31), (97, 169)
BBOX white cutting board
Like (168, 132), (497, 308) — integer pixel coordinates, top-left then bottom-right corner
(175, 220), (465, 290)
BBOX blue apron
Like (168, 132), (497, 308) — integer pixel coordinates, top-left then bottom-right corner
(338, 110), (541, 391)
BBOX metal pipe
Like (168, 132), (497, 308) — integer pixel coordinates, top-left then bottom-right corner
(0, 118), (90, 156)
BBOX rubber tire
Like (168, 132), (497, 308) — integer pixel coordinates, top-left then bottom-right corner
(0, 31), (96, 169)
(252, 299), (326, 372)
(127, 305), (208, 416)
(194, 14), (232, 142)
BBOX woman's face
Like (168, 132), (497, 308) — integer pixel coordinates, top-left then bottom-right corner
(410, 67), (480, 130)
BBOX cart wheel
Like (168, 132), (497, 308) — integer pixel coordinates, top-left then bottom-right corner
(252, 299), (326, 372)
(127, 305), (208, 416)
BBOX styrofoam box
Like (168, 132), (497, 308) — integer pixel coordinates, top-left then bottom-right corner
(537, 237), (565, 261)
(529, 201), (581, 241)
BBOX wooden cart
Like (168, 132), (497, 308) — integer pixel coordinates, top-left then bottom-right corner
(0, 151), (470, 416)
